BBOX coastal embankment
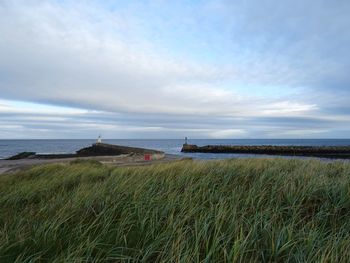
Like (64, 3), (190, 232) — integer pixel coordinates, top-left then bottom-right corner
(182, 144), (350, 159)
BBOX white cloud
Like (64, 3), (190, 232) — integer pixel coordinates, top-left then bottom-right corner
(0, 1), (227, 114)
(208, 129), (246, 139)
(0, 0), (349, 138)
(0, 0), (317, 117)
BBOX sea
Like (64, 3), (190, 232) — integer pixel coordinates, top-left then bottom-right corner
(1, 139), (350, 160)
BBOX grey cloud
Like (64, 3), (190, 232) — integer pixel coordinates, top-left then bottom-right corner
(208, 0), (350, 90)
(0, 1), (315, 115)
(1, 103), (349, 139)
(0, 1), (349, 138)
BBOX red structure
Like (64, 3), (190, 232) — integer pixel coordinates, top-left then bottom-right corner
(144, 154), (152, 161)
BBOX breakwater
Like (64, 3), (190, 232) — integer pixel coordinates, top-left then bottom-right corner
(181, 144), (350, 159)
(7, 143), (163, 160)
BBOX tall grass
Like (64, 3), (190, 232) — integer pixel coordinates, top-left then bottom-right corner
(1, 158), (350, 262)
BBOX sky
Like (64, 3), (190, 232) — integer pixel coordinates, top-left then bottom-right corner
(0, 0), (349, 139)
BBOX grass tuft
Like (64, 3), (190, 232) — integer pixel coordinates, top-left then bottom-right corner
(1, 158), (350, 262)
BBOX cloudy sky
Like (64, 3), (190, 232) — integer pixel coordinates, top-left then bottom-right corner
(0, 0), (349, 139)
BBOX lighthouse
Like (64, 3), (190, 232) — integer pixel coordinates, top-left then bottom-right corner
(97, 134), (102, 144)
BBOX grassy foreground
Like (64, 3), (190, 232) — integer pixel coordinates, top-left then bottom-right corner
(1, 159), (350, 262)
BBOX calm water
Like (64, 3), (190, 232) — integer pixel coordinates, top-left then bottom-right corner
(1, 139), (350, 160)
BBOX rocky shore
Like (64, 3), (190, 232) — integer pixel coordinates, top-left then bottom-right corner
(181, 144), (350, 159)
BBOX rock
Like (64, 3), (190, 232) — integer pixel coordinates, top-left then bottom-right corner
(6, 152), (36, 160)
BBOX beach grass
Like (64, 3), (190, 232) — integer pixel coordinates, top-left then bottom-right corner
(1, 158), (350, 262)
